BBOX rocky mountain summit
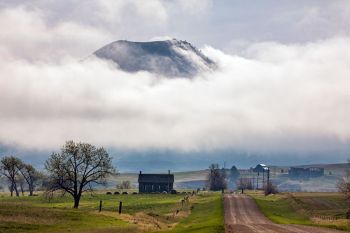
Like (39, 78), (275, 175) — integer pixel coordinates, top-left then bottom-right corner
(93, 39), (215, 77)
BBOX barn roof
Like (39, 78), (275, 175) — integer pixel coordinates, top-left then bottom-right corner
(138, 173), (174, 183)
(253, 164), (269, 172)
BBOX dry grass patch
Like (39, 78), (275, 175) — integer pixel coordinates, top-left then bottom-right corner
(82, 226), (139, 233)
(97, 203), (192, 232)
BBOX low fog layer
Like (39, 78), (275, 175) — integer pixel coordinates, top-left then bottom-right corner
(0, 2), (350, 164)
(1, 37), (350, 154)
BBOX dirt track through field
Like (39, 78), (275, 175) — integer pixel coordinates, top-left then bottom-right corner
(224, 193), (345, 233)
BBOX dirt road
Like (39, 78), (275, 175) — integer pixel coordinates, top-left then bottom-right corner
(224, 193), (345, 233)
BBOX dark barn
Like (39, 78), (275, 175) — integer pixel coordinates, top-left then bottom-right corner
(138, 171), (174, 193)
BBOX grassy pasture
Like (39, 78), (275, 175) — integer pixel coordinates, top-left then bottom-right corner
(0, 191), (224, 233)
(248, 191), (350, 232)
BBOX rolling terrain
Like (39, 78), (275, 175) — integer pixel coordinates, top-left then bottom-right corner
(112, 163), (347, 192)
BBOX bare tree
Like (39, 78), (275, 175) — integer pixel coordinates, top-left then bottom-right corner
(116, 180), (131, 190)
(230, 165), (240, 181)
(337, 160), (350, 218)
(17, 176), (26, 196)
(264, 181), (278, 195)
(237, 177), (253, 191)
(18, 163), (42, 196)
(206, 164), (227, 191)
(45, 141), (116, 208)
(0, 156), (21, 196)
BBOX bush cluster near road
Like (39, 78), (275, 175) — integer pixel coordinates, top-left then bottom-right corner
(0, 192), (224, 233)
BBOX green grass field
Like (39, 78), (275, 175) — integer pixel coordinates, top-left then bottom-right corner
(165, 193), (224, 233)
(0, 191), (224, 233)
(248, 191), (350, 232)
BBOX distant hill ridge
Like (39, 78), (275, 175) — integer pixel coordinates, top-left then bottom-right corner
(93, 39), (216, 77)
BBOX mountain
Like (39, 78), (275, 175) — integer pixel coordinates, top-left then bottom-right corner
(93, 39), (216, 77)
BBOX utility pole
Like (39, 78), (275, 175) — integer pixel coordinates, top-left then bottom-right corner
(262, 170), (265, 189)
(168, 170), (170, 193)
(266, 167), (270, 195)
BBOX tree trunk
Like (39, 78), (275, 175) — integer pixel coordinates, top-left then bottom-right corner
(29, 183), (33, 196)
(14, 183), (19, 197)
(20, 184), (24, 196)
(346, 210), (350, 219)
(10, 183), (13, 197)
(73, 195), (81, 208)
(15, 188), (19, 197)
(29, 188), (33, 196)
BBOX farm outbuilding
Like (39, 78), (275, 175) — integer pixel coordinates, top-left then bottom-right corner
(138, 171), (174, 193)
(289, 167), (324, 180)
(253, 164), (269, 173)
(253, 164), (270, 189)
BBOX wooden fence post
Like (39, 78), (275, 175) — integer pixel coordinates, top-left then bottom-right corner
(118, 201), (122, 214)
(99, 200), (102, 212)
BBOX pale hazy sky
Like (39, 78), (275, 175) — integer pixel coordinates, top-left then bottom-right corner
(1, 0), (350, 59)
(0, 0), (350, 165)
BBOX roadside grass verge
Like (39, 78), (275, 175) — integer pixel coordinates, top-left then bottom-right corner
(248, 191), (311, 225)
(248, 191), (350, 232)
(165, 192), (224, 233)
